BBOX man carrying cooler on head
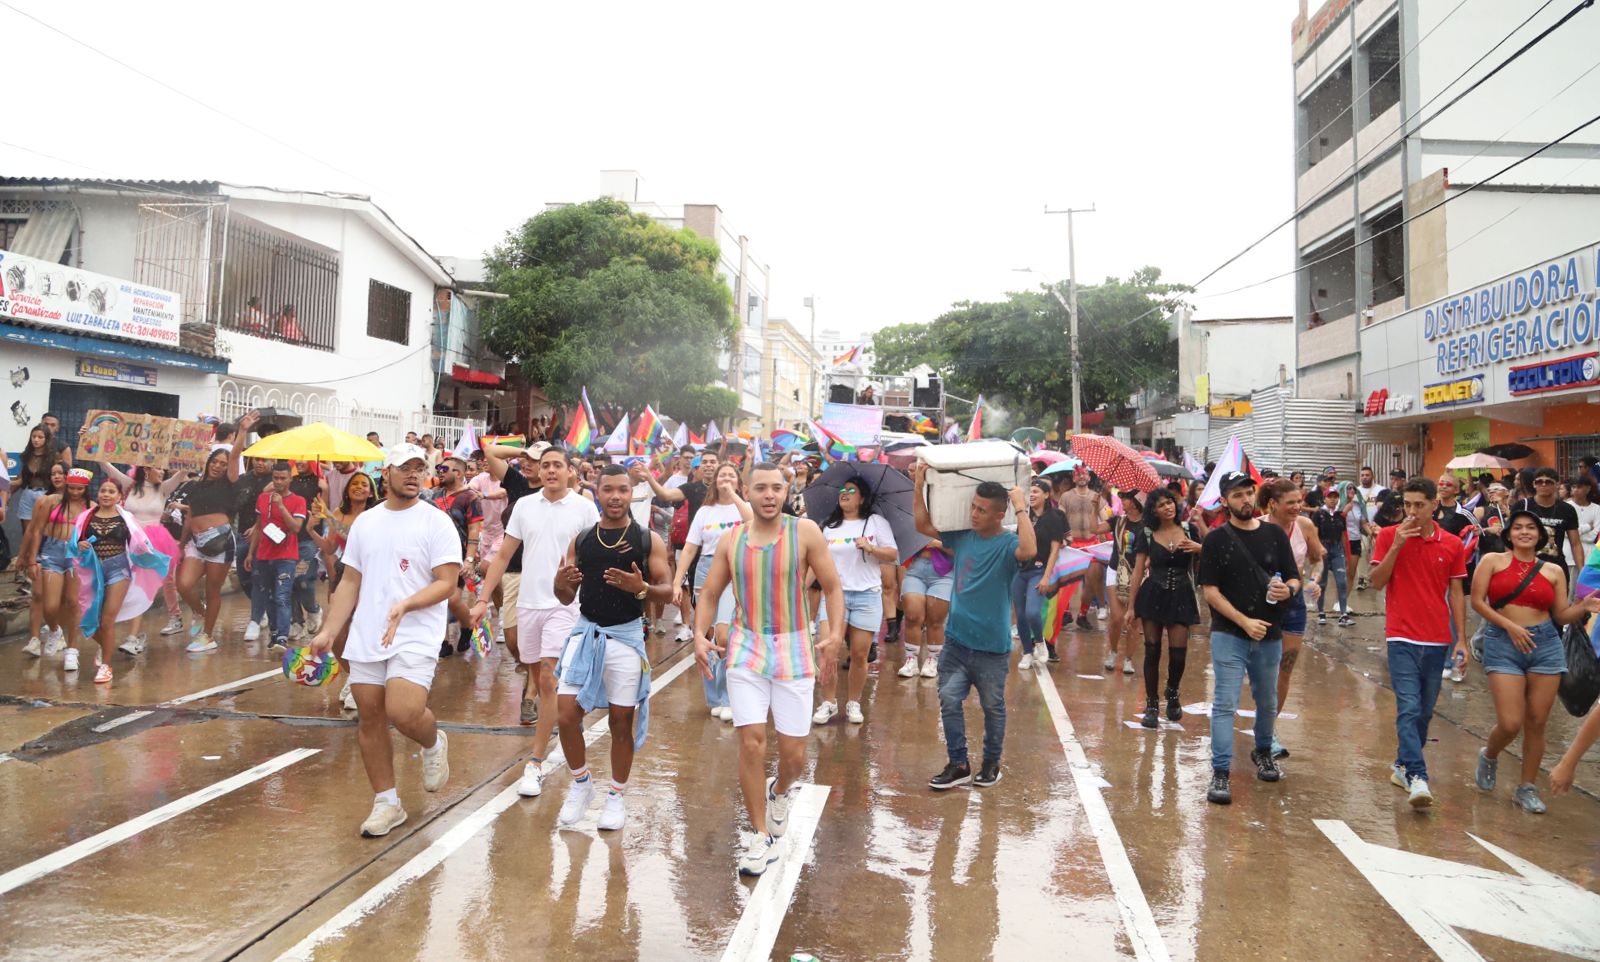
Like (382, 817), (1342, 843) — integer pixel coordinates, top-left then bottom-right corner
(912, 463), (1036, 792)
(693, 462), (844, 877)
(309, 443), (460, 837)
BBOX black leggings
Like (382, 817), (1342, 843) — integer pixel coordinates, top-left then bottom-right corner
(1141, 620), (1190, 704)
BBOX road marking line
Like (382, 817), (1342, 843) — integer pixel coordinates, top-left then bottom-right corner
(719, 783), (830, 962)
(0, 747), (319, 896)
(273, 651), (695, 962)
(162, 668), (282, 706)
(1035, 667), (1172, 962)
(93, 710), (154, 733)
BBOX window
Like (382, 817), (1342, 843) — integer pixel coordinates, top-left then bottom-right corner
(367, 279), (411, 345)
(1557, 435), (1600, 480)
(0, 218), (23, 250)
(217, 213), (340, 351)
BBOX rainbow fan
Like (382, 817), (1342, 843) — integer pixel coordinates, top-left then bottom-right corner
(282, 647), (341, 687)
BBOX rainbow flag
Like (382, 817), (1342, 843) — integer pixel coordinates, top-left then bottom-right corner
(634, 405), (664, 452)
(564, 388), (595, 453)
(832, 344), (861, 366)
(967, 395), (984, 441)
(808, 419), (856, 460)
(908, 412), (936, 435)
(482, 434), (526, 449)
(1042, 582), (1082, 643)
(770, 428), (805, 453)
(1576, 534), (1600, 601)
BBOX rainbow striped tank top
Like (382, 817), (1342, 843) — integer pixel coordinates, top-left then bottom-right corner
(725, 515), (814, 680)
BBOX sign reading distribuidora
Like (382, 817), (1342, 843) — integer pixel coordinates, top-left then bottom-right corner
(1360, 241), (1600, 421)
(0, 248), (182, 347)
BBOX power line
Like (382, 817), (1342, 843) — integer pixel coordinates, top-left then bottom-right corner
(0, 1), (379, 192)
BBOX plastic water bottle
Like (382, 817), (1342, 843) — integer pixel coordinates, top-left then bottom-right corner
(1266, 572), (1283, 603)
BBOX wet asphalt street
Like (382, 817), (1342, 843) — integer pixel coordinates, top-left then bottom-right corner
(1, 584), (1598, 962)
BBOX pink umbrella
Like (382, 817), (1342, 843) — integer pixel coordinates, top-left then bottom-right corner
(1031, 450), (1070, 467)
(1069, 434), (1162, 492)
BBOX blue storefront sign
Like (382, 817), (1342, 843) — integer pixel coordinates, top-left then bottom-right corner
(1507, 351), (1600, 396)
(75, 357), (158, 386)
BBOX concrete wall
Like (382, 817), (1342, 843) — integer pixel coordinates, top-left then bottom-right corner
(1441, 189), (1600, 296)
(1198, 319), (1296, 397)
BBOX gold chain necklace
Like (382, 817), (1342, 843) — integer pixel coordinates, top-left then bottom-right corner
(595, 520), (631, 550)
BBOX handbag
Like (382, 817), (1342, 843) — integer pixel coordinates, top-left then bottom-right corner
(1557, 617), (1600, 717)
(192, 524), (231, 558)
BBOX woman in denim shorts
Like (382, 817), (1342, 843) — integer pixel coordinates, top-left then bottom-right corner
(77, 478), (142, 686)
(19, 467), (93, 672)
(1469, 510), (1600, 813)
(897, 542), (952, 679)
(811, 475), (898, 726)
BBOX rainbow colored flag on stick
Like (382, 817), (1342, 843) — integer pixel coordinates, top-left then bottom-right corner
(808, 419), (856, 461)
(770, 428), (805, 453)
(634, 405), (664, 452)
(483, 435), (526, 449)
(564, 388), (596, 453)
(967, 395), (985, 441)
(1042, 582), (1082, 643)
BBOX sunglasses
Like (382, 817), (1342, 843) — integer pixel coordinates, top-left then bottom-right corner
(1533, 478), (1556, 485)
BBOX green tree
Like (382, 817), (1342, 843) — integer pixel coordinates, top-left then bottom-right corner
(481, 198), (739, 424)
(875, 267), (1188, 437)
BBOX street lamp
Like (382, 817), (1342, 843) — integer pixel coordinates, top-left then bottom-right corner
(1015, 266), (1082, 436)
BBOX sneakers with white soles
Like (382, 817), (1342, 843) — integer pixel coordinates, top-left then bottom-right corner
(920, 657), (938, 678)
(765, 776), (793, 838)
(44, 629), (66, 656)
(119, 634), (146, 656)
(738, 834), (779, 876)
(360, 799), (407, 837)
(160, 616), (185, 636)
(597, 793), (626, 831)
(897, 657), (918, 678)
(62, 648), (80, 672)
(845, 700), (864, 724)
(243, 620), (261, 642)
(558, 777), (596, 827)
(517, 761), (544, 797)
(186, 633), (217, 653)
(812, 700), (838, 725)
(1018, 653), (1033, 670)
(421, 731), (449, 792)
(23, 636), (42, 657)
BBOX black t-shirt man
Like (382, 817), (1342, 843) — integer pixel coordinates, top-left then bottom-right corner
(234, 468), (273, 532)
(1198, 521), (1300, 641)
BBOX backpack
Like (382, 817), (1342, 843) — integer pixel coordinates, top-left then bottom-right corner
(671, 500), (690, 545)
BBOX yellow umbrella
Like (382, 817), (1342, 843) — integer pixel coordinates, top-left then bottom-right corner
(241, 423), (385, 462)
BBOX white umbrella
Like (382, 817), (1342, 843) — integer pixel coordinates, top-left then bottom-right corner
(1446, 452), (1514, 471)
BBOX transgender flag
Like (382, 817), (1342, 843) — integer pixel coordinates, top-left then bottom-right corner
(1576, 534), (1600, 601)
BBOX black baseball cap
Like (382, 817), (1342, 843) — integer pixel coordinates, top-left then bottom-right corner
(1218, 471), (1255, 494)
(1389, 468), (1406, 480)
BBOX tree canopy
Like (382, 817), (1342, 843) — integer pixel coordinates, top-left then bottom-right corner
(481, 198), (739, 424)
(873, 267), (1188, 436)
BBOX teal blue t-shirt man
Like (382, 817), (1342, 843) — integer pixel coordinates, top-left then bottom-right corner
(943, 527), (1021, 652)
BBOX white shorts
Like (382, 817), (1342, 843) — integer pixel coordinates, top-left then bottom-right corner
(518, 605), (578, 663)
(348, 649), (439, 691)
(727, 665), (816, 737)
(556, 634), (645, 707)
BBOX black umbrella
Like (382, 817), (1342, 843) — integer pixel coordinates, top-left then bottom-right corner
(803, 461), (929, 563)
(1477, 443), (1535, 461)
(1146, 458), (1195, 480)
(251, 406), (303, 436)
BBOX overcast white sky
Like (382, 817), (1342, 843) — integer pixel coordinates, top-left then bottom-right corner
(3, 0), (1301, 341)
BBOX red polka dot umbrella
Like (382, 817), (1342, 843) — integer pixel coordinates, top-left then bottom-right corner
(1068, 434), (1161, 493)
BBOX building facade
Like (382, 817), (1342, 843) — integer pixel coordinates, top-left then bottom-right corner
(762, 317), (823, 431)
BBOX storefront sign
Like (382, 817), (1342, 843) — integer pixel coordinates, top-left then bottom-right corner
(1422, 374), (1483, 410)
(821, 402), (884, 447)
(1508, 351), (1600, 396)
(77, 409), (215, 473)
(1452, 417), (1490, 458)
(75, 357), (158, 386)
(1364, 389), (1414, 416)
(0, 249), (181, 347)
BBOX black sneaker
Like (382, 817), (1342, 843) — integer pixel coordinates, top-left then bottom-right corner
(929, 762), (972, 790)
(885, 617), (902, 643)
(974, 760), (1002, 788)
(1207, 770), (1232, 805)
(1337, 613), (1355, 627)
(1165, 690), (1182, 722)
(439, 639), (455, 658)
(1317, 612), (1327, 626)
(1251, 747), (1283, 782)
(1356, 578), (1369, 591)
(1076, 614), (1093, 630)
(456, 633), (472, 654)
(1046, 644), (1060, 664)
(1141, 701), (1159, 729)
(868, 641), (879, 664)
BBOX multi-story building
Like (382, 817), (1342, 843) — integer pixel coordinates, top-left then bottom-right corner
(763, 317), (824, 430)
(1, 177), (455, 453)
(812, 328), (873, 370)
(1291, 0), (1600, 411)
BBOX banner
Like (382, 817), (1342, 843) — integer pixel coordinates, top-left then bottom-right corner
(0, 249), (182, 347)
(821, 402), (884, 447)
(77, 410), (216, 473)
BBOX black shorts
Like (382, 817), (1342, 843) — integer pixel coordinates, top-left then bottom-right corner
(1347, 539), (1361, 560)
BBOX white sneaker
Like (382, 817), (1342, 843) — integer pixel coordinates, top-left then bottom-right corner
(765, 776), (793, 838)
(1102, 650), (1117, 672)
(1123, 657), (1137, 676)
(242, 620), (261, 642)
(596, 792), (626, 831)
(118, 634), (146, 656)
(44, 629), (66, 656)
(897, 657), (919, 678)
(717, 706), (735, 724)
(186, 633), (218, 653)
(340, 681), (357, 712)
(1097, 607), (1108, 621)
(62, 648), (80, 672)
(1389, 763), (1410, 790)
(675, 625), (693, 642)
(22, 636), (42, 657)
(288, 623), (307, 642)
(558, 777), (597, 827)
(1441, 665), (1452, 679)
(738, 834), (779, 877)
(517, 760), (545, 797)
(920, 657), (938, 678)
(1018, 653), (1033, 671)
(360, 798), (408, 837)
(845, 700), (864, 724)
(307, 609), (323, 634)
(1408, 777), (1434, 809)
(812, 700), (838, 725)
(421, 731), (449, 792)
(159, 616), (185, 636)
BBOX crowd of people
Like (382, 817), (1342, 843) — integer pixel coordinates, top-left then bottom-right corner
(5, 413), (1600, 876)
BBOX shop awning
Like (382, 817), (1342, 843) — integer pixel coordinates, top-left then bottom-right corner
(451, 364), (502, 387)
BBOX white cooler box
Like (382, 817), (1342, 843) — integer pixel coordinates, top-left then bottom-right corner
(916, 441), (1030, 532)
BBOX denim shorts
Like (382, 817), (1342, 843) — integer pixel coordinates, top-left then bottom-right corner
(1281, 591), (1308, 635)
(818, 588), (884, 633)
(1482, 620), (1565, 676)
(100, 552), (133, 586)
(902, 555), (952, 602)
(37, 537), (74, 574)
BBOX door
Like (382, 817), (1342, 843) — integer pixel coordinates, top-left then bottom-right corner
(48, 379), (181, 453)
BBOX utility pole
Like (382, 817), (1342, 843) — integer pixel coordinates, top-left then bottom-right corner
(1045, 204), (1094, 435)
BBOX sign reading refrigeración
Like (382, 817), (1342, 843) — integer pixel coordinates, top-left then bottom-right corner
(0, 249), (182, 347)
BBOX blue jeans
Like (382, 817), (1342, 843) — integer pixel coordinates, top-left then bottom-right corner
(938, 639), (1009, 766)
(292, 537), (321, 624)
(235, 529), (253, 604)
(1387, 641), (1447, 781)
(254, 558), (295, 645)
(1209, 629), (1282, 772)
(1010, 567), (1046, 651)
(1318, 548), (1349, 614)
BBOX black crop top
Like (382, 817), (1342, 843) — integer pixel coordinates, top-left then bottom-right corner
(185, 478), (236, 518)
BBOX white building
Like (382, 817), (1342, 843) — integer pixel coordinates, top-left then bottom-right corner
(1291, 0), (1600, 404)
(0, 178), (453, 452)
(1173, 311), (1296, 404)
(812, 328), (874, 371)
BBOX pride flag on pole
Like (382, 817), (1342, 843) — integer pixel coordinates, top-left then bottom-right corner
(564, 388), (595, 453)
(966, 395), (984, 442)
(808, 419), (856, 461)
(671, 421), (689, 450)
(634, 405), (664, 452)
(832, 343), (861, 366)
(1197, 436), (1262, 509)
(604, 413), (631, 454)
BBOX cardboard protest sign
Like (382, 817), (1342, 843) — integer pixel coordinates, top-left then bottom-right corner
(78, 410), (216, 474)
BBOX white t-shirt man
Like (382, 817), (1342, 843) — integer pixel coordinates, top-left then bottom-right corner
(1356, 482), (1385, 523)
(504, 489), (600, 611)
(823, 515), (897, 591)
(342, 500), (463, 664)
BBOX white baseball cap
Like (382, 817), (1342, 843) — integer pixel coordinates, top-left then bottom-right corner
(382, 442), (429, 468)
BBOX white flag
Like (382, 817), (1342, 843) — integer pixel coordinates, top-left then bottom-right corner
(604, 414), (630, 453)
(452, 422), (479, 459)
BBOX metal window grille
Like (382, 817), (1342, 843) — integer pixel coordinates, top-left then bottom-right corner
(1557, 434), (1600, 480)
(216, 213), (340, 352)
(0, 218), (23, 250)
(366, 279), (410, 345)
